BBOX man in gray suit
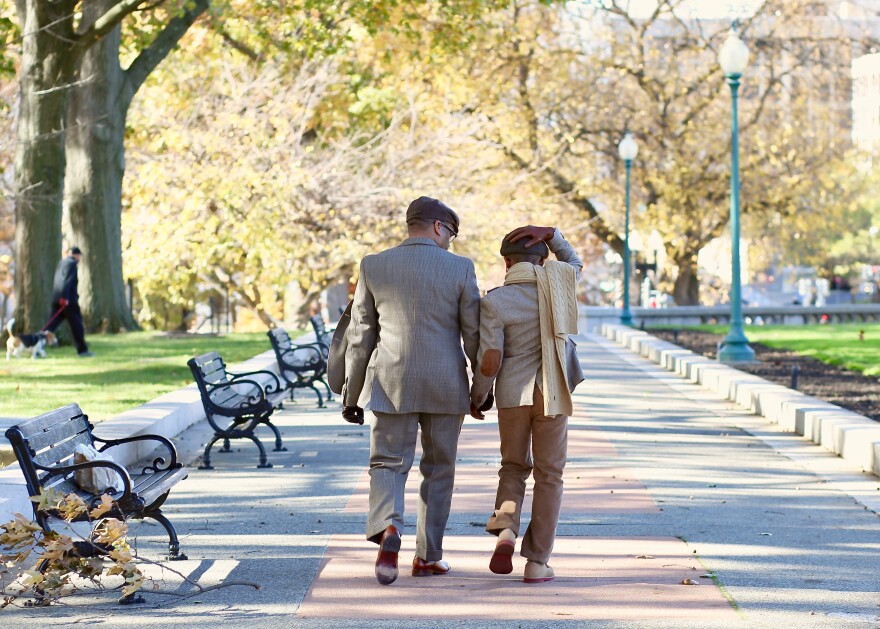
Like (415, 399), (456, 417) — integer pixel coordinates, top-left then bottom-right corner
(343, 196), (481, 585)
(470, 225), (582, 583)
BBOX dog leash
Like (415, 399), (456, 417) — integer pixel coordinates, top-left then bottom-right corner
(40, 299), (68, 332)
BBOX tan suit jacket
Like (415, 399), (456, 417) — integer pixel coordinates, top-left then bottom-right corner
(344, 237), (481, 415)
(470, 230), (582, 410)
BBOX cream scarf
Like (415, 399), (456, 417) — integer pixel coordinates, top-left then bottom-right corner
(504, 261), (578, 416)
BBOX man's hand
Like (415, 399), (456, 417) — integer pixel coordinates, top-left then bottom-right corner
(469, 401), (485, 420)
(342, 405), (364, 425)
(505, 225), (555, 248)
(478, 393), (494, 413)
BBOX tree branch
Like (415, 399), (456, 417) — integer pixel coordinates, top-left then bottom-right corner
(124, 0), (210, 98)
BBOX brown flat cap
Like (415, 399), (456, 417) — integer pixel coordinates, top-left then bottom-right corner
(500, 232), (549, 259)
(405, 196), (460, 232)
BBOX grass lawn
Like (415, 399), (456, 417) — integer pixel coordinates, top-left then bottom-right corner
(0, 330), (303, 422)
(655, 322), (880, 377)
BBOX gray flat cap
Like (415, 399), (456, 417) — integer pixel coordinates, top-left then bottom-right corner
(500, 233), (549, 259)
(405, 196), (460, 232)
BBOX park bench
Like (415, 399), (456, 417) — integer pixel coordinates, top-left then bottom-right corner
(309, 314), (334, 353)
(4, 403), (188, 560)
(187, 351), (287, 470)
(267, 328), (332, 407)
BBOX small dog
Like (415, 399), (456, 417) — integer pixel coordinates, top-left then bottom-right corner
(5, 319), (57, 360)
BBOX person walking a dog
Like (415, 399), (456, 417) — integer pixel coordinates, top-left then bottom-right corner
(46, 246), (92, 357)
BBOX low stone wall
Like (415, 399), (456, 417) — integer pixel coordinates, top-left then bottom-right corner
(0, 335), (309, 525)
(580, 304), (880, 334)
(600, 323), (880, 478)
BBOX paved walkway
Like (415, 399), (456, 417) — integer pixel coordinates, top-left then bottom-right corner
(3, 334), (880, 628)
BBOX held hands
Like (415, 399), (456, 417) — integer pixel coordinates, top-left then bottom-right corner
(342, 405), (364, 425)
(505, 225), (555, 248)
(469, 393), (494, 420)
(469, 402), (485, 420)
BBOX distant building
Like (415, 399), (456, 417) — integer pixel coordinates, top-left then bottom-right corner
(853, 52), (880, 157)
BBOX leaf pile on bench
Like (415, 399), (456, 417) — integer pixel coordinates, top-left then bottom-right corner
(5, 403), (188, 560)
(187, 351), (288, 470)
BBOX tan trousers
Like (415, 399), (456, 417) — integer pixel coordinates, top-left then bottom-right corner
(486, 386), (568, 564)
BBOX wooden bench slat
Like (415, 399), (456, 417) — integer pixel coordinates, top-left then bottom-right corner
(25, 416), (91, 453)
(12, 404), (87, 440)
(132, 468), (187, 503)
(33, 432), (93, 469)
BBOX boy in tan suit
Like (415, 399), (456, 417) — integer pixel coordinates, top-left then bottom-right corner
(344, 197), (481, 585)
(470, 225), (582, 583)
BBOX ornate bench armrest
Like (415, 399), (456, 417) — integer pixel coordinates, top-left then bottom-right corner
(94, 434), (180, 472)
(228, 369), (283, 395)
(208, 379), (267, 406)
(279, 345), (323, 367)
(35, 460), (133, 505)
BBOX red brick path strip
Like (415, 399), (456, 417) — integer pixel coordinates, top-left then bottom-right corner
(296, 535), (739, 621)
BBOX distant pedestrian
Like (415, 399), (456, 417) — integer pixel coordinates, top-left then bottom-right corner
(46, 246), (92, 357)
(470, 225), (583, 583)
(343, 196), (481, 585)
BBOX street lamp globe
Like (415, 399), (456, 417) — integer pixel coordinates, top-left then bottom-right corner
(718, 29), (749, 76)
(618, 133), (638, 161)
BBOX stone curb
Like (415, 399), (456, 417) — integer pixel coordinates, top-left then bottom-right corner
(0, 332), (315, 524)
(600, 323), (880, 478)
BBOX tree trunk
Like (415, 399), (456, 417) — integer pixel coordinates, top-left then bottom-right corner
(64, 0), (208, 333)
(11, 1), (78, 333)
(672, 257), (701, 306)
(64, 17), (134, 332)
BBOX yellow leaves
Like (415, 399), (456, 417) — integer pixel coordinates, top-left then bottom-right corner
(30, 488), (64, 512)
(1, 513), (42, 550)
(89, 493), (115, 520)
(39, 535), (74, 561)
(121, 573), (146, 598)
(0, 493), (152, 605)
(56, 494), (88, 521)
(94, 518), (128, 546)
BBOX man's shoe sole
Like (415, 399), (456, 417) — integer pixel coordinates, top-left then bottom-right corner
(489, 539), (515, 574)
(375, 531), (401, 585)
(523, 575), (555, 583)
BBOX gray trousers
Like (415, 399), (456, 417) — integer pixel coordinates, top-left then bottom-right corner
(367, 411), (464, 562)
(486, 386), (568, 564)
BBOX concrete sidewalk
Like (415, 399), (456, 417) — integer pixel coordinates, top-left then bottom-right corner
(2, 334), (879, 628)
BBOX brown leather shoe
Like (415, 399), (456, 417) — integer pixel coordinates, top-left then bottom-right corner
(375, 525), (401, 585)
(412, 556), (451, 577)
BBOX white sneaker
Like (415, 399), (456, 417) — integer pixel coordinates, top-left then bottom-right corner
(523, 560), (554, 583)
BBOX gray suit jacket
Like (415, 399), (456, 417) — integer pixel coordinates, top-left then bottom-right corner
(344, 237), (481, 415)
(471, 230), (582, 410)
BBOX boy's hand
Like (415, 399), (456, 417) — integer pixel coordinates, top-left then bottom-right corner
(505, 225), (555, 248)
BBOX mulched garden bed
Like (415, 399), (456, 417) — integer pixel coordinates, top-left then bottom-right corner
(648, 328), (880, 423)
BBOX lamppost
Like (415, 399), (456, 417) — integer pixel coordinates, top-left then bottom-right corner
(718, 28), (755, 363)
(618, 132), (638, 326)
